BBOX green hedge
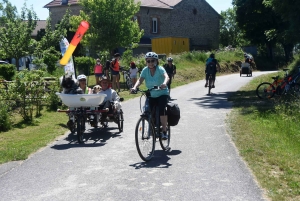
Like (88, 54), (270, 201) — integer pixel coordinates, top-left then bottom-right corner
(0, 64), (15, 81)
(74, 56), (94, 76)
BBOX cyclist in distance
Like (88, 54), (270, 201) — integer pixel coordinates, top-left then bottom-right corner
(131, 52), (170, 140)
(204, 53), (220, 88)
(163, 57), (176, 95)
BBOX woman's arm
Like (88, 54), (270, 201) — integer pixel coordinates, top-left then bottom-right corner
(132, 77), (144, 90)
(160, 73), (169, 89)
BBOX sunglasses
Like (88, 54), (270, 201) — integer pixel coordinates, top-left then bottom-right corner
(146, 59), (155, 63)
(79, 79), (86, 81)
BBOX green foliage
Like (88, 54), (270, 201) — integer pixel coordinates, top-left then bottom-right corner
(44, 78), (61, 111)
(219, 7), (247, 48)
(0, 64), (15, 80)
(71, 0), (143, 54)
(74, 56), (94, 75)
(180, 51), (207, 63)
(14, 70), (46, 121)
(0, 0), (38, 70)
(42, 47), (61, 74)
(121, 49), (134, 68)
(0, 101), (12, 132)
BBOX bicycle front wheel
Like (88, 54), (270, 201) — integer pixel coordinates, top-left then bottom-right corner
(135, 117), (155, 161)
(256, 82), (275, 99)
(159, 125), (171, 151)
(77, 115), (85, 143)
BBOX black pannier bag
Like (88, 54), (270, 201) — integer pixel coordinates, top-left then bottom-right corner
(166, 102), (180, 126)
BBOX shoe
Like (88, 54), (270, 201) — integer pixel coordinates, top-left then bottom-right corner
(161, 132), (168, 140)
(204, 83), (208, 87)
(212, 85), (215, 88)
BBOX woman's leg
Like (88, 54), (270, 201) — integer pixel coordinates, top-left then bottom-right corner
(112, 75), (117, 90)
(116, 73), (120, 92)
(158, 95), (169, 132)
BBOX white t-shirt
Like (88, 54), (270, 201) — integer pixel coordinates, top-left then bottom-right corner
(129, 68), (139, 77)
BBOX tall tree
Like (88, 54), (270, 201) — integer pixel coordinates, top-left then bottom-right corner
(0, 0), (38, 71)
(219, 7), (247, 48)
(70, 0), (143, 55)
(263, 0), (300, 61)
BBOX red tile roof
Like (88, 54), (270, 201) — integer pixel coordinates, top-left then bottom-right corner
(44, 0), (182, 9)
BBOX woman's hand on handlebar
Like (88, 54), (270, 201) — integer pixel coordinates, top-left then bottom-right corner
(160, 83), (167, 89)
(130, 87), (137, 94)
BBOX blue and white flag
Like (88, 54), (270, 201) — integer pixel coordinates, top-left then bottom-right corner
(59, 37), (76, 79)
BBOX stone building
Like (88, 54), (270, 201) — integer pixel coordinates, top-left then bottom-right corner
(44, 0), (221, 54)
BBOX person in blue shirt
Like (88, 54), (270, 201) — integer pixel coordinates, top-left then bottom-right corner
(131, 52), (170, 140)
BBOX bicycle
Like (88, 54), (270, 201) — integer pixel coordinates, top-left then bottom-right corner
(120, 67), (132, 90)
(132, 86), (171, 161)
(256, 68), (300, 99)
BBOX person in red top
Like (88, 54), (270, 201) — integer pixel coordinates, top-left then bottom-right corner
(110, 53), (121, 92)
(94, 58), (103, 85)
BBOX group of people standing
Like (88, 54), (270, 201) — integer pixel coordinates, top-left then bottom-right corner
(93, 53), (122, 92)
(93, 53), (177, 94)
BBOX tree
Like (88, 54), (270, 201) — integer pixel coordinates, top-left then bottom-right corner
(263, 0), (300, 61)
(70, 0), (143, 55)
(0, 0), (38, 71)
(219, 7), (247, 48)
(33, 11), (70, 73)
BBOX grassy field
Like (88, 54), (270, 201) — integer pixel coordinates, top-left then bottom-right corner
(2, 50), (300, 200)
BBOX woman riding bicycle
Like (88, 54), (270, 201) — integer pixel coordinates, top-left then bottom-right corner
(131, 52), (170, 140)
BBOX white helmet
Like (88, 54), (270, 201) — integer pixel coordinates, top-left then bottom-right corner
(167, 57), (173, 62)
(77, 74), (86, 80)
(145, 52), (158, 60)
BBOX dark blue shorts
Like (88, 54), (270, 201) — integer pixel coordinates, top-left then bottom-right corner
(95, 73), (103, 78)
(111, 70), (119, 76)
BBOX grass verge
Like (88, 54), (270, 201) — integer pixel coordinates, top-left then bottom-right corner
(228, 73), (300, 201)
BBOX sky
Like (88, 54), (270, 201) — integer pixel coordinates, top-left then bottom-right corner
(9, 0), (233, 20)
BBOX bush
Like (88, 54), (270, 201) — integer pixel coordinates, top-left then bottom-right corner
(0, 101), (12, 132)
(74, 56), (94, 75)
(0, 64), (15, 81)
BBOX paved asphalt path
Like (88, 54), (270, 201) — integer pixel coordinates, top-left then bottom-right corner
(0, 72), (274, 201)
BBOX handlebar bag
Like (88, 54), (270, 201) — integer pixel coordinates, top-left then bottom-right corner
(166, 102), (180, 126)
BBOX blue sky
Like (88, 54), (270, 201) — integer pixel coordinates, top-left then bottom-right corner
(10, 0), (233, 20)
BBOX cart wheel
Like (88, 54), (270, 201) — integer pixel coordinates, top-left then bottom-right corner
(117, 109), (124, 132)
(77, 116), (86, 143)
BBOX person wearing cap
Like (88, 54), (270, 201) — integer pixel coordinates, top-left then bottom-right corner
(77, 74), (92, 94)
(98, 76), (121, 125)
(129, 61), (139, 87)
(94, 58), (103, 85)
(110, 53), (121, 92)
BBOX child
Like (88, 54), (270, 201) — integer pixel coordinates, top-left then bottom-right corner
(129, 61), (138, 87)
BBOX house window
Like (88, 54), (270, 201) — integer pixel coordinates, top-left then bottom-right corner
(61, 0), (68, 5)
(152, 18), (157, 33)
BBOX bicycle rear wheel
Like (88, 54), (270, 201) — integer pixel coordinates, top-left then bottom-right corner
(159, 125), (171, 151)
(77, 115), (86, 143)
(256, 82), (275, 99)
(135, 116), (155, 161)
(288, 83), (300, 98)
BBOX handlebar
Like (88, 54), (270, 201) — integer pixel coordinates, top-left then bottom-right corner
(130, 86), (161, 94)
